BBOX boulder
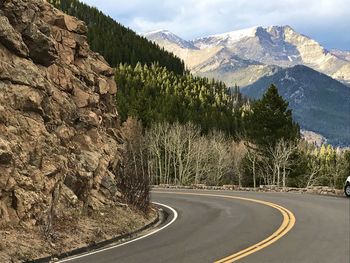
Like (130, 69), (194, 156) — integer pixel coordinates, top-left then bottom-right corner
(72, 86), (90, 108)
(0, 150), (12, 166)
(0, 138), (12, 166)
(22, 24), (58, 66)
(97, 78), (110, 95)
(54, 14), (87, 35)
(0, 14), (29, 57)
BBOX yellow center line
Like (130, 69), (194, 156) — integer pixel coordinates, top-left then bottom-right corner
(153, 191), (296, 263)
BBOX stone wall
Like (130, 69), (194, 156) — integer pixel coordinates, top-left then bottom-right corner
(153, 184), (345, 197)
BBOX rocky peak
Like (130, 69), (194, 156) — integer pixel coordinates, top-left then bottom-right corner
(193, 26), (259, 49)
(145, 29), (197, 49)
(0, 0), (123, 227)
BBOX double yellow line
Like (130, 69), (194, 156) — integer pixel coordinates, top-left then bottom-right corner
(153, 191), (296, 263)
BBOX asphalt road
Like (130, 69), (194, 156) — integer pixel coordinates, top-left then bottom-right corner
(63, 189), (350, 263)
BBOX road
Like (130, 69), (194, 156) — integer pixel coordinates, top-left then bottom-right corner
(61, 189), (350, 263)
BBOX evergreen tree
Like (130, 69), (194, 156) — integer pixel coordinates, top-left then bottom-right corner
(243, 84), (300, 152)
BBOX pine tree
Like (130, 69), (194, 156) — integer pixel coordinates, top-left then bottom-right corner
(244, 84), (300, 152)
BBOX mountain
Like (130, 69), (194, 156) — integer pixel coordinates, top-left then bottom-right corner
(145, 26), (350, 86)
(191, 47), (280, 88)
(241, 65), (350, 146)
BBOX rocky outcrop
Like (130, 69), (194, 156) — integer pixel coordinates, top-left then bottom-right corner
(0, 0), (123, 227)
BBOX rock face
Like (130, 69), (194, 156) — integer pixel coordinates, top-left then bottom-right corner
(0, 0), (123, 226)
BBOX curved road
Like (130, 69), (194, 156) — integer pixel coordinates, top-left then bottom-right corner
(62, 189), (350, 263)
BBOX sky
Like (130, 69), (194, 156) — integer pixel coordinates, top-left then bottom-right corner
(80, 0), (350, 50)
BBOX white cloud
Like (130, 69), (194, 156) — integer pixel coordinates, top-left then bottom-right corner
(80, 0), (350, 49)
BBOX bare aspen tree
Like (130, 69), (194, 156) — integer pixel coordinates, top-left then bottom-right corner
(158, 122), (172, 184)
(209, 131), (232, 185)
(169, 123), (187, 184)
(193, 137), (211, 184)
(231, 141), (247, 187)
(170, 123), (200, 185)
(280, 140), (297, 187)
(244, 142), (259, 188)
(183, 123), (201, 184)
(267, 139), (297, 187)
(146, 123), (162, 184)
(306, 158), (322, 187)
(267, 142), (283, 186)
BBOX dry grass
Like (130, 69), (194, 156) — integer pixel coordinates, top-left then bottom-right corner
(0, 206), (157, 263)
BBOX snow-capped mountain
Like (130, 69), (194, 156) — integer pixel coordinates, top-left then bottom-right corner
(144, 26), (350, 86)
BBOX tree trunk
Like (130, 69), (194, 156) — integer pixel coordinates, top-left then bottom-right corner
(252, 159), (256, 189)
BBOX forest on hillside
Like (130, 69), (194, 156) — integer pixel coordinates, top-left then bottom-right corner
(116, 63), (245, 135)
(48, 0), (185, 74)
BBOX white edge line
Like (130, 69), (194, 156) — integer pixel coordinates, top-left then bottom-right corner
(58, 202), (178, 262)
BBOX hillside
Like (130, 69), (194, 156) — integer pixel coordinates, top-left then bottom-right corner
(116, 63), (243, 135)
(241, 65), (350, 146)
(48, 0), (185, 74)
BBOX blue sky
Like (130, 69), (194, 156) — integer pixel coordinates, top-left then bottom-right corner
(81, 0), (349, 50)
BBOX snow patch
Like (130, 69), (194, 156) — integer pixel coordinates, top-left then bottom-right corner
(144, 29), (170, 36)
(282, 71), (296, 82)
(208, 26), (259, 42)
(290, 86), (304, 104)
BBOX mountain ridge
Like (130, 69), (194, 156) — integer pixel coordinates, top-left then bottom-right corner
(144, 25), (350, 86)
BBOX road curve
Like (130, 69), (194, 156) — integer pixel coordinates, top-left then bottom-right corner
(62, 189), (350, 263)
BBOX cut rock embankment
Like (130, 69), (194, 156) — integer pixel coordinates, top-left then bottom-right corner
(0, 0), (153, 262)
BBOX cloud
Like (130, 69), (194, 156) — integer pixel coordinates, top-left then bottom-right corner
(80, 0), (350, 49)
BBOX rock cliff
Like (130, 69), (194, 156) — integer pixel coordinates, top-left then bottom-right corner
(0, 0), (123, 227)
